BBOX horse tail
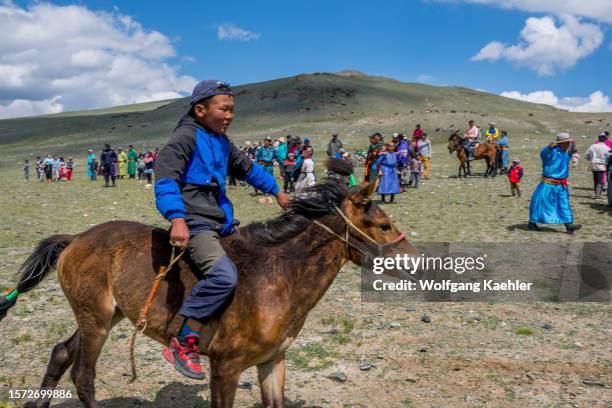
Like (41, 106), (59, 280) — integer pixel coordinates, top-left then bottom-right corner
(0, 234), (73, 322)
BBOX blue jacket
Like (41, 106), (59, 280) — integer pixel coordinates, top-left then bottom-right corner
(255, 146), (275, 164)
(275, 142), (288, 162)
(155, 114), (279, 236)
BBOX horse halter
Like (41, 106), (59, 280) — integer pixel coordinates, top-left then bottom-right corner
(312, 204), (406, 258)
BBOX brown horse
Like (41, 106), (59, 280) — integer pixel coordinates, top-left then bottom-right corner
(447, 132), (499, 178)
(1, 168), (417, 407)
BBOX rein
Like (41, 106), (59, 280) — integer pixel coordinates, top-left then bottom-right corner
(128, 244), (185, 383)
(313, 204), (406, 257)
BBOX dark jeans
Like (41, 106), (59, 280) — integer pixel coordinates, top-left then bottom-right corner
(593, 171), (605, 197)
(179, 230), (238, 323)
(411, 172), (420, 188)
(466, 141), (476, 157)
(103, 164), (115, 185)
(283, 175), (295, 192)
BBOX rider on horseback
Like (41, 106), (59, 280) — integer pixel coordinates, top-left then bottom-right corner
(154, 80), (290, 379)
(464, 120), (479, 160)
(485, 122), (500, 143)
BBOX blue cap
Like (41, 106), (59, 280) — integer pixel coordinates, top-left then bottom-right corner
(190, 80), (234, 105)
(304, 137), (310, 143)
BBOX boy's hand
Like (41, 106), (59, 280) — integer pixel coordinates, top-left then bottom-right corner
(170, 218), (189, 249)
(275, 192), (291, 210)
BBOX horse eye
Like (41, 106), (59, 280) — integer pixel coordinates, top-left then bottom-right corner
(380, 223), (391, 233)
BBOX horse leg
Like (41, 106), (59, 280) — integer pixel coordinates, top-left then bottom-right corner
(491, 154), (498, 178)
(26, 330), (80, 408)
(69, 307), (121, 407)
(257, 354), (286, 408)
(209, 360), (241, 408)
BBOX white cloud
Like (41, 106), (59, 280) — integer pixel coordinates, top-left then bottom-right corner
(0, 96), (63, 118)
(472, 15), (603, 75)
(501, 90), (612, 112)
(431, 0), (612, 24)
(417, 74), (434, 82)
(0, 3), (197, 119)
(217, 23), (261, 42)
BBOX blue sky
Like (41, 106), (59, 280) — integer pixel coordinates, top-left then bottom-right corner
(1, 0), (611, 118)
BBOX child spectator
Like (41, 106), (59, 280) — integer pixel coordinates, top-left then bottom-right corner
(144, 151), (155, 187)
(409, 153), (423, 189)
(137, 154), (145, 180)
(66, 158), (74, 181)
(91, 158), (99, 180)
(508, 158), (523, 197)
(283, 152), (298, 193)
(58, 162), (68, 181)
(36, 157), (44, 182)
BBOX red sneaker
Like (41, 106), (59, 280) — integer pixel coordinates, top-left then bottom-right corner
(162, 335), (205, 380)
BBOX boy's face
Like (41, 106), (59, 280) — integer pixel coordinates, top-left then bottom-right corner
(194, 95), (235, 134)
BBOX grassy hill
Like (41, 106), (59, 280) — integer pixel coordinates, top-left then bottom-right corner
(0, 71), (610, 164)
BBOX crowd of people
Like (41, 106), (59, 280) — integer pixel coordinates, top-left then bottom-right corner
(234, 135), (319, 195)
(20, 124), (612, 210)
(362, 126), (433, 203)
(85, 144), (159, 187)
(26, 155), (75, 182)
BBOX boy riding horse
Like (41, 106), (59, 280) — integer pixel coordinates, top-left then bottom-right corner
(154, 80), (290, 379)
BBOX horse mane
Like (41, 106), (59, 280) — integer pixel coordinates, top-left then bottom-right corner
(239, 159), (355, 246)
(448, 131), (461, 141)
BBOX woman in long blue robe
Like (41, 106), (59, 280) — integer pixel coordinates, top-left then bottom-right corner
(376, 147), (400, 203)
(87, 151), (96, 180)
(529, 135), (581, 233)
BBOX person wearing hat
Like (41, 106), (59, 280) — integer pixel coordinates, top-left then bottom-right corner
(595, 131), (612, 149)
(275, 136), (288, 179)
(485, 122), (500, 143)
(154, 79), (290, 379)
(585, 133), (611, 199)
(86, 149), (96, 181)
(364, 133), (383, 182)
(528, 133), (581, 233)
(327, 133), (343, 158)
(497, 130), (510, 175)
(507, 157), (523, 197)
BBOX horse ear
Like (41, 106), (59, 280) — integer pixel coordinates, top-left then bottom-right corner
(351, 179), (379, 206)
(363, 179), (379, 198)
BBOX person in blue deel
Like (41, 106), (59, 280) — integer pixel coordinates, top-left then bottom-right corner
(154, 80), (290, 379)
(528, 132), (581, 234)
